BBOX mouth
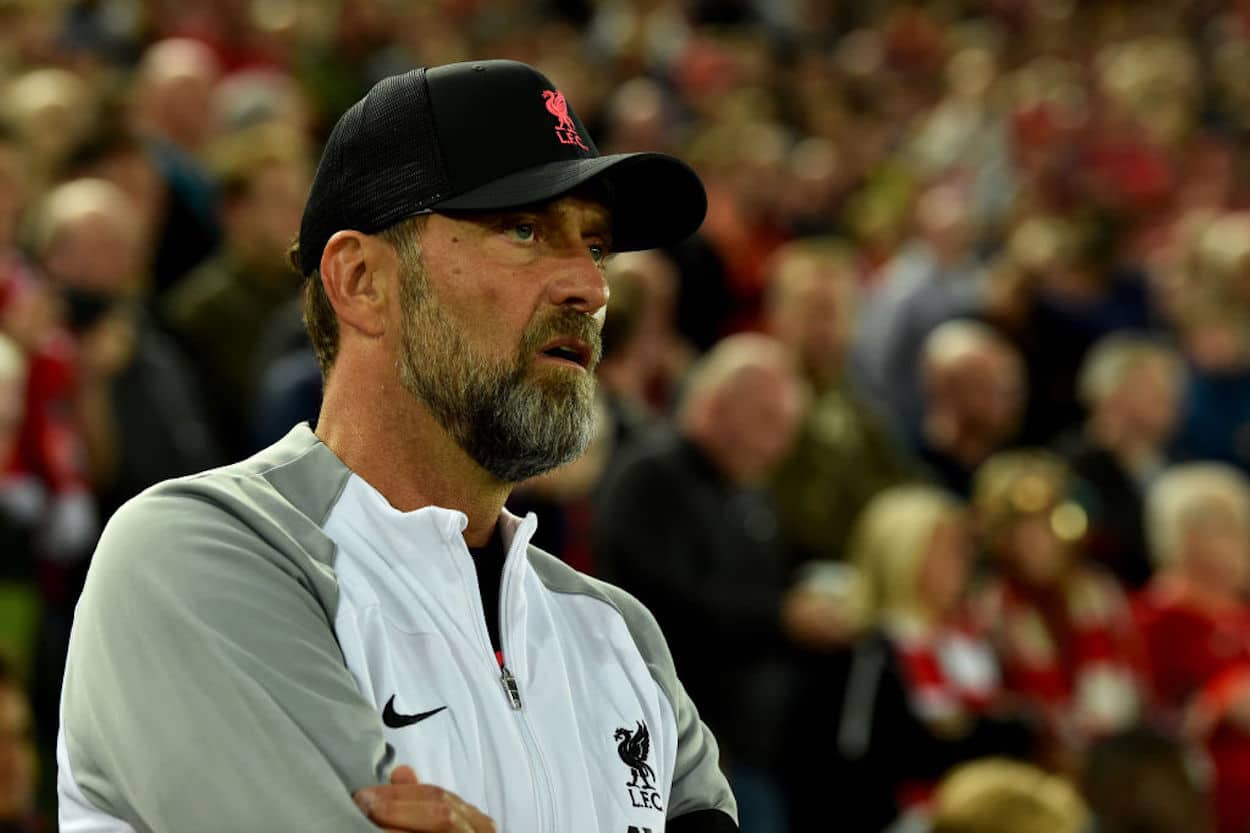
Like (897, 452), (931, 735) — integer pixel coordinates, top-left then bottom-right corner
(536, 336), (593, 370)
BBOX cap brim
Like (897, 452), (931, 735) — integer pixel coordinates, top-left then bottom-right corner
(431, 152), (707, 252)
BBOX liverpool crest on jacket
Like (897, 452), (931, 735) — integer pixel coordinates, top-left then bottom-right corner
(615, 720), (663, 811)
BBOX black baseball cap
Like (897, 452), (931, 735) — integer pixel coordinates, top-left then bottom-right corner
(297, 60), (707, 276)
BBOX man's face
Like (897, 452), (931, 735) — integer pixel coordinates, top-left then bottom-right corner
(949, 349), (1023, 444)
(232, 161), (310, 271)
(713, 364), (805, 481)
(1113, 359), (1180, 446)
(395, 195), (610, 483)
(44, 210), (142, 296)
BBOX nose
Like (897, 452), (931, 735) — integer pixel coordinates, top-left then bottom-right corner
(546, 252), (609, 317)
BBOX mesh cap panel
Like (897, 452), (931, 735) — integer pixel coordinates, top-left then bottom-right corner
(298, 69), (448, 275)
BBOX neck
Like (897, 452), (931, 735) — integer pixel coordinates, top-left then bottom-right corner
(315, 353), (510, 547)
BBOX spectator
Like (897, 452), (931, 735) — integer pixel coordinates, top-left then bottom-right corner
(1, 68), (95, 188)
(1059, 333), (1183, 589)
(989, 212), (1162, 445)
(594, 333), (832, 833)
(593, 263), (660, 455)
(853, 181), (987, 429)
(1081, 727), (1212, 833)
(1136, 463), (1250, 833)
(129, 38), (223, 292)
(26, 178), (219, 517)
(64, 125), (167, 275)
(788, 485), (1035, 832)
(694, 120), (793, 334)
(973, 450), (1144, 770)
(928, 758), (1090, 833)
(1171, 299), (1250, 475)
(162, 122), (310, 457)
(767, 237), (915, 567)
(598, 250), (694, 416)
(916, 319), (1026, 496)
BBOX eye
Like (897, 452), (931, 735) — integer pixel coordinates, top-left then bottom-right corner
(589, 243), (607, 265)
(510, 222), (535, 242)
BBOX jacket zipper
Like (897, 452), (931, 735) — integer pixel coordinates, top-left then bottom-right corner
(500, 664), (522, 709)
(499, 541), (558, 833)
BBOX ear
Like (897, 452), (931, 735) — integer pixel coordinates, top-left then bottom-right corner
(319, 230), (398, 340)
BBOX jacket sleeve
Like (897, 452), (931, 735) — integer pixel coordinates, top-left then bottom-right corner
(600, 583), (739, 831)
(58, 489), (393, 833)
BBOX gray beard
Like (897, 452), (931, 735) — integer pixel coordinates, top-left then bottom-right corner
(398, 286), (599, 483)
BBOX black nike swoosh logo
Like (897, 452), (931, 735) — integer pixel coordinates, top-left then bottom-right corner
(382, 695), (448, 729)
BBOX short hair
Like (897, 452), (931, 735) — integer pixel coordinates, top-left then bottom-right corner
(848, 484), (964, 626)
(676, 332), (797, 422)
(932, 758), (1090, 833)
(1193, 211), (1250, 289)
(1146, 462), (1250, 569)
(291, 214), (427, 379)
(1077, 333), (1181, 407)
(973, 449), (1087, 544)
(923, 319), (1014, 372)
(23, 177), (134, 260)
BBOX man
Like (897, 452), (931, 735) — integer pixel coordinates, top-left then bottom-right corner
(1059, 334), (1182, 588)
(25, 178), (220, 519)
(915, 319), (1026, 496)
(57, 61), (733, 832)
(765, 237), (915, 567)
(129, 38), (224, 292)
(594, 333), (848, 833)
(162, 123), (312, 457)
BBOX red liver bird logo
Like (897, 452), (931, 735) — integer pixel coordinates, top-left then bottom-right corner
(542, 90), (588, 150)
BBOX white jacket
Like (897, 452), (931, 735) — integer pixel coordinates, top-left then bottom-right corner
(58, 424), (737, 833)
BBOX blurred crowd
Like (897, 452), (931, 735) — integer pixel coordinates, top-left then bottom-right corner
(4, 0), (1250, 831)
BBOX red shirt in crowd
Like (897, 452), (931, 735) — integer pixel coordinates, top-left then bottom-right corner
(1135, 578), (1250, 833)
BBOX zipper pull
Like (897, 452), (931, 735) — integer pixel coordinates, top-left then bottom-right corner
(500, 664), (522, 710)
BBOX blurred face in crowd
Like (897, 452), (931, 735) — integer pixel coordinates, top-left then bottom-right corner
(138, 40), (221, 151)
(227, 160), (310, 274)
(919, 517), (972, 617)
(999, 510), (1072, 589)
(1107, 358), (1180, 448)
(0, 683), (34, 821)
(915, 184), (973, 262)
(706, 363), (805, 483)
(392, 195), (608, 483)
(1180, 497), (1250, 597)
(42, 207), (143, 297)
(938, 346), (1024, 449)
(770, 258), (854, 384)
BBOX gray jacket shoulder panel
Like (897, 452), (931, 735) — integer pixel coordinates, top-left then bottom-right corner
(526, 546), (738, 823)
(60, 424), (390, 832)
